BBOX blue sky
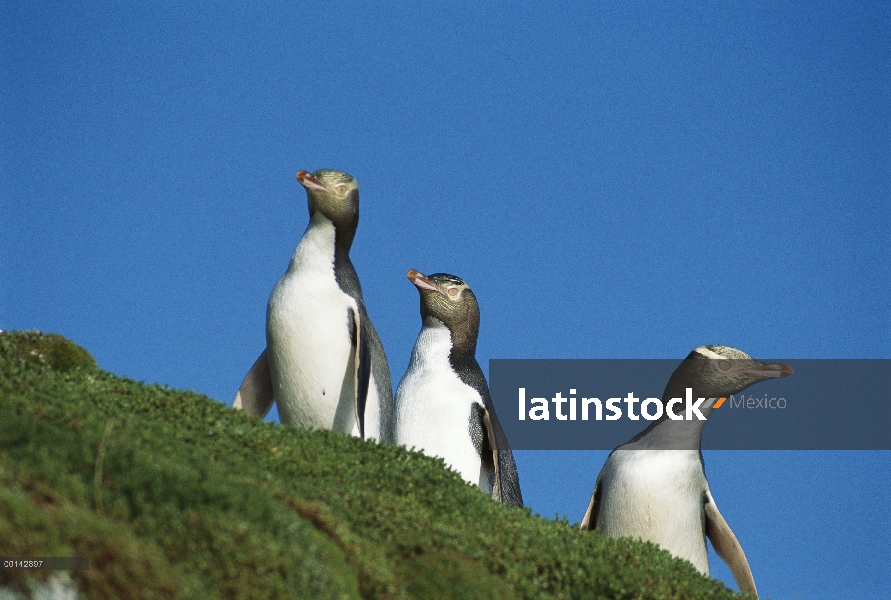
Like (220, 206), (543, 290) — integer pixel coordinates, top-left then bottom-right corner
(2, 2), (889, 598)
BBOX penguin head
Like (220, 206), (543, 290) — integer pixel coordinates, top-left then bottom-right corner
(407, 269), (480, 357)
(296, 169), (360, 244)
(662, 344), (793, 401)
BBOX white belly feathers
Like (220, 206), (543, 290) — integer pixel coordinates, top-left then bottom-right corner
(598, 449), (710, 574)
(395, 321), (482, 486)
(266, 216), (381, 440)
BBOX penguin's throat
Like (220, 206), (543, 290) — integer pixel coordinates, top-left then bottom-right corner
(308, 211), (354, 253)
(422, 316), (477, 362)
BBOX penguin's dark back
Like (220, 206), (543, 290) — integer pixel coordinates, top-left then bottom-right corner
(333, 247), (395, 440)
(452, 355), (524, 507)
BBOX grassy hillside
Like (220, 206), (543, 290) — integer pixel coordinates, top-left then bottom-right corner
(0, 331), (746, 599)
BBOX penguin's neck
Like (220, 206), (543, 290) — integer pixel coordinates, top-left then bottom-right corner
(288, 212), (362, 301)
(622, 416), (708, 451)
(411, 318), (453, 369)
(302, 210), (354, 255)
(621, 385), (716, 451)
(423, 316), (478, 368)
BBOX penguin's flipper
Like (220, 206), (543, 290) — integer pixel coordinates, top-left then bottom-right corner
(480, 406), (503, 503)
(348, 307), (371, 439)
(704, 489), (758, 597)
(580, 476), (602, 530)
(233, 349), (274, 418)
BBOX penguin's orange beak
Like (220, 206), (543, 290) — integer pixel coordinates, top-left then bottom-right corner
(296, 170), (331, 193)
(407, 269), (444, 294)
(740, 362), (794, 379)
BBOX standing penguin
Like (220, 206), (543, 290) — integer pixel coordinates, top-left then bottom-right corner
(580, 345), (793, 597)
(395, 270), (522, 507)
(233, 169), (394, 442)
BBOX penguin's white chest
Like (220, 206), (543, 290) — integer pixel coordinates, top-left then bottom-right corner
(395, 323), (482, 486)
(598, 450), (710, 574)
(266, 219), (379, 438)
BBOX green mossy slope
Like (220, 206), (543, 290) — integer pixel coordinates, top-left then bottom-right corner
(0, 332), (746, 599)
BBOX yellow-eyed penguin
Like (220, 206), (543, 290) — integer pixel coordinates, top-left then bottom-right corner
(395, 270), (523, 507)
(580, 345), (793, 597)
(233, 169), (394, 442)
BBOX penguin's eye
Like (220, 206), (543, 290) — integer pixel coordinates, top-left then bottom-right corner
(717, 360), (732, 371)
(447, 287), (459, 297)
(335, 185), (348, 195)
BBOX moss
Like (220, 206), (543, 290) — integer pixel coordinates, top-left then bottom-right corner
(0, 331), (96, 374)
(0, 331), (744, 599)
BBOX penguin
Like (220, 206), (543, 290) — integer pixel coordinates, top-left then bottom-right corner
(580, 345), (793, 597)
(395, 270), (523, 507)
(233, 169), (394, 443)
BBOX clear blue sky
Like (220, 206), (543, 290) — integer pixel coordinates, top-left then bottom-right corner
(2, 2), (889, 598)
